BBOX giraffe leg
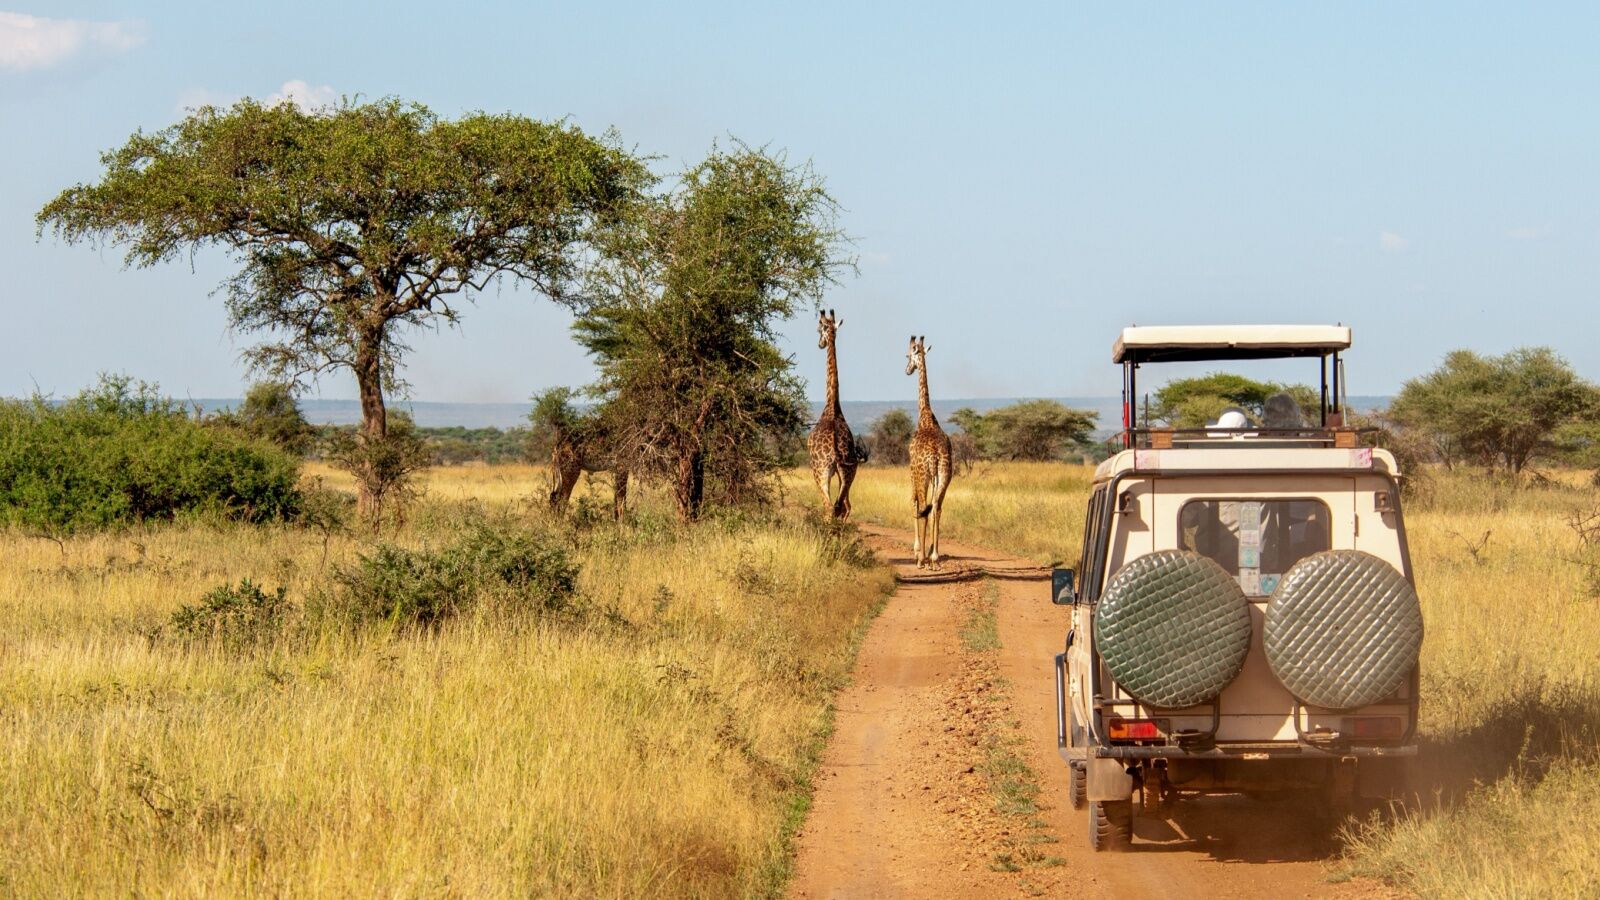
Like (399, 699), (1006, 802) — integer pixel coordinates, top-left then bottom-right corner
(835, 464), (856, 519)
(911, 481), (925, 565)
(929, 474), (943, 567)
(814, 463), (834, 515)
(612, 469), (629, 521)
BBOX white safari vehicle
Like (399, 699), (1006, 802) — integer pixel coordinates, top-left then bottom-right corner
(1054, 325), (1420, 851)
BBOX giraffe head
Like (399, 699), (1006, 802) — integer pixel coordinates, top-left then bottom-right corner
(817, 309), (842, 350)
(905, 335), (928, 376)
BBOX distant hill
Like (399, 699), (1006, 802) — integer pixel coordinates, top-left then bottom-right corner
(188, 395), (1392, 432)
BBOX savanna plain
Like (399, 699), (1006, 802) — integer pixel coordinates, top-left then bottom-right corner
(4, 461), (1599, 897)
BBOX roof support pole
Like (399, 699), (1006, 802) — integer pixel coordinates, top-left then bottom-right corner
(1320, 356), (1329, 427)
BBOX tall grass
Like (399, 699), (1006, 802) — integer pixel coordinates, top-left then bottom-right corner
(796, 461), (1094, 564)
(0, 468), (891, 897)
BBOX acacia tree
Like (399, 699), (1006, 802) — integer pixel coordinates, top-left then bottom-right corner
(1152, 373), (1318, 427)
(38, 98), (648, 519)
(949, 401), (1096, 460)
(575, 144), (851, 521)
(1391, 347), (1599, 473)
(868, 409), (914, 465)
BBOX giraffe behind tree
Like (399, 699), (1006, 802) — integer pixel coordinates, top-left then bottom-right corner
(808, 309), (857, 519)
(905, 335), (953, 568)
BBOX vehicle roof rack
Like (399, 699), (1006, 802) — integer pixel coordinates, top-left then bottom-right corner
(1113, 325), (1352, 364)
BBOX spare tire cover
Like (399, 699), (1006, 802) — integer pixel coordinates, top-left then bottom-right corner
(1265, 550), (1423, 710)
(1094, 550), (1252, 709)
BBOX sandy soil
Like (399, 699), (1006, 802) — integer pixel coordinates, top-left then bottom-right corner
(788, 524), (1398, 900)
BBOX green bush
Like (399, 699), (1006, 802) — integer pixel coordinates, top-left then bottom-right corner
(164, 579), (291, 648)
(0, 376), (303, 534)
(331, 525), (577, 627)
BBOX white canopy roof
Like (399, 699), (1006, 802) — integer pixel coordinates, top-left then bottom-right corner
(1113, 325), (1352, 364)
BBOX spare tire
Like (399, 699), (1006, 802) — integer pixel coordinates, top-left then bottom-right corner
(1094, 550), (1252, 709)
(1265, 550), (1423, 710)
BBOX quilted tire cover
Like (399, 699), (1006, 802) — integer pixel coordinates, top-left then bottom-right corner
(1265, 550), (1423, 710)
(1094, 550), (1251, 709)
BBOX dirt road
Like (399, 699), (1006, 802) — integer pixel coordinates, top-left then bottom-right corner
(789, 525), (1387, 899)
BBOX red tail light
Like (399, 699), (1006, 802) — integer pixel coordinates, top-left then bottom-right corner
(1107, 718), (1164, 741)
(1342, 716), (1404, 740)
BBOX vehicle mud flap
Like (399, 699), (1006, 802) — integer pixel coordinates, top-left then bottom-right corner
(1086, 757), (1134, 802)
(1356, 757), (1413, 802)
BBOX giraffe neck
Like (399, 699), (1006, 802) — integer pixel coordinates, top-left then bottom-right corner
(916, 361), (936, 427)
(824, 336), (842, 415)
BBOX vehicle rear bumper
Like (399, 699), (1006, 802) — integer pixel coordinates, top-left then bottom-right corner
(1061, 741), (1417, 762)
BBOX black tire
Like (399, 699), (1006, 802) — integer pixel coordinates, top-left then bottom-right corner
(1088, 799), (1133, 852)
(1069, 761), (1087, 811)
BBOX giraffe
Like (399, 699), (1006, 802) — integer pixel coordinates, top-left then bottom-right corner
(808, 309), (857, 519)
(548, 418), (630, 521)
(905, 335), (953, 568)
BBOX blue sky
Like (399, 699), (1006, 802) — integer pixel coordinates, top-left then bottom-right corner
(3, 2), (1596, 405)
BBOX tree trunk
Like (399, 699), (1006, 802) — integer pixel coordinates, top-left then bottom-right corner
(674, 448), (704, 523)
(354, 329), (388, 523)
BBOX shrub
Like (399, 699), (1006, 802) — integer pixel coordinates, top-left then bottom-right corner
(164, 579), (291, 648)
(0, 375), (302, 534)
(211, 382), (313, 456)
(331, 525), (577, 627)
(323, 411), (431, 527)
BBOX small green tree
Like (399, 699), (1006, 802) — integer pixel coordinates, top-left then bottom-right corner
(1152, 373), (1318, 428)
(575, 144), (851, 521)
(948, 400), (1097, 460)
(526, 387), (585, 461)
(38, 97), (648, 520)
(867, 409), (913, 465)
(222, 382), (312, 456)
(1391, 347), (1600, 473)
(950, 407), (987, 455)
(983, 400), (1098, 460)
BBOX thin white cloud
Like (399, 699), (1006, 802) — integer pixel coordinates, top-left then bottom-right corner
(1379, 231), (1409, 253)
(268, 79), (337, 112)
(1506, 225), (1550, 241)
(175, 87), (235, 113)
(175, 80), (338, 115)
(0, 11), (144, 72)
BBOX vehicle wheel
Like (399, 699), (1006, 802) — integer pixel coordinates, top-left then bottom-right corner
(1088, 799), (1133, 852)
(1069, 761), (1087, 810)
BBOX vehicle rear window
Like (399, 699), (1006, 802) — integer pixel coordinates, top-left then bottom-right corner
(1179, 500), (1331, 596)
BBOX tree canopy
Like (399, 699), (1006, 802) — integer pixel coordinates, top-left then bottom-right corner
(950, 400), (1097, 461)
(38, 97), (649, 518)
(574, 144), (851, 520)
(866, 409), (914, 465)
(1391, 347), (1599, 472)
(1152, 373), (1318, 428)
(215, 382), (312, 456)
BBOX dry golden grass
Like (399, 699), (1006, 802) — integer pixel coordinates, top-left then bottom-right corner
(9, 456), (1599, 896)
(0, 466), (892, 897)
(786, 461), (1095, 564)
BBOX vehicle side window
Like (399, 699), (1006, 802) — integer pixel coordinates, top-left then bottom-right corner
(1081, 486), (1108, 605)
(1178, 499), (1331, 596)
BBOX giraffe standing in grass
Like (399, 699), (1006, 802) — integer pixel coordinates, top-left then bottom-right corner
(808, 309), (857, 519)
(905, 335), (953, 568)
